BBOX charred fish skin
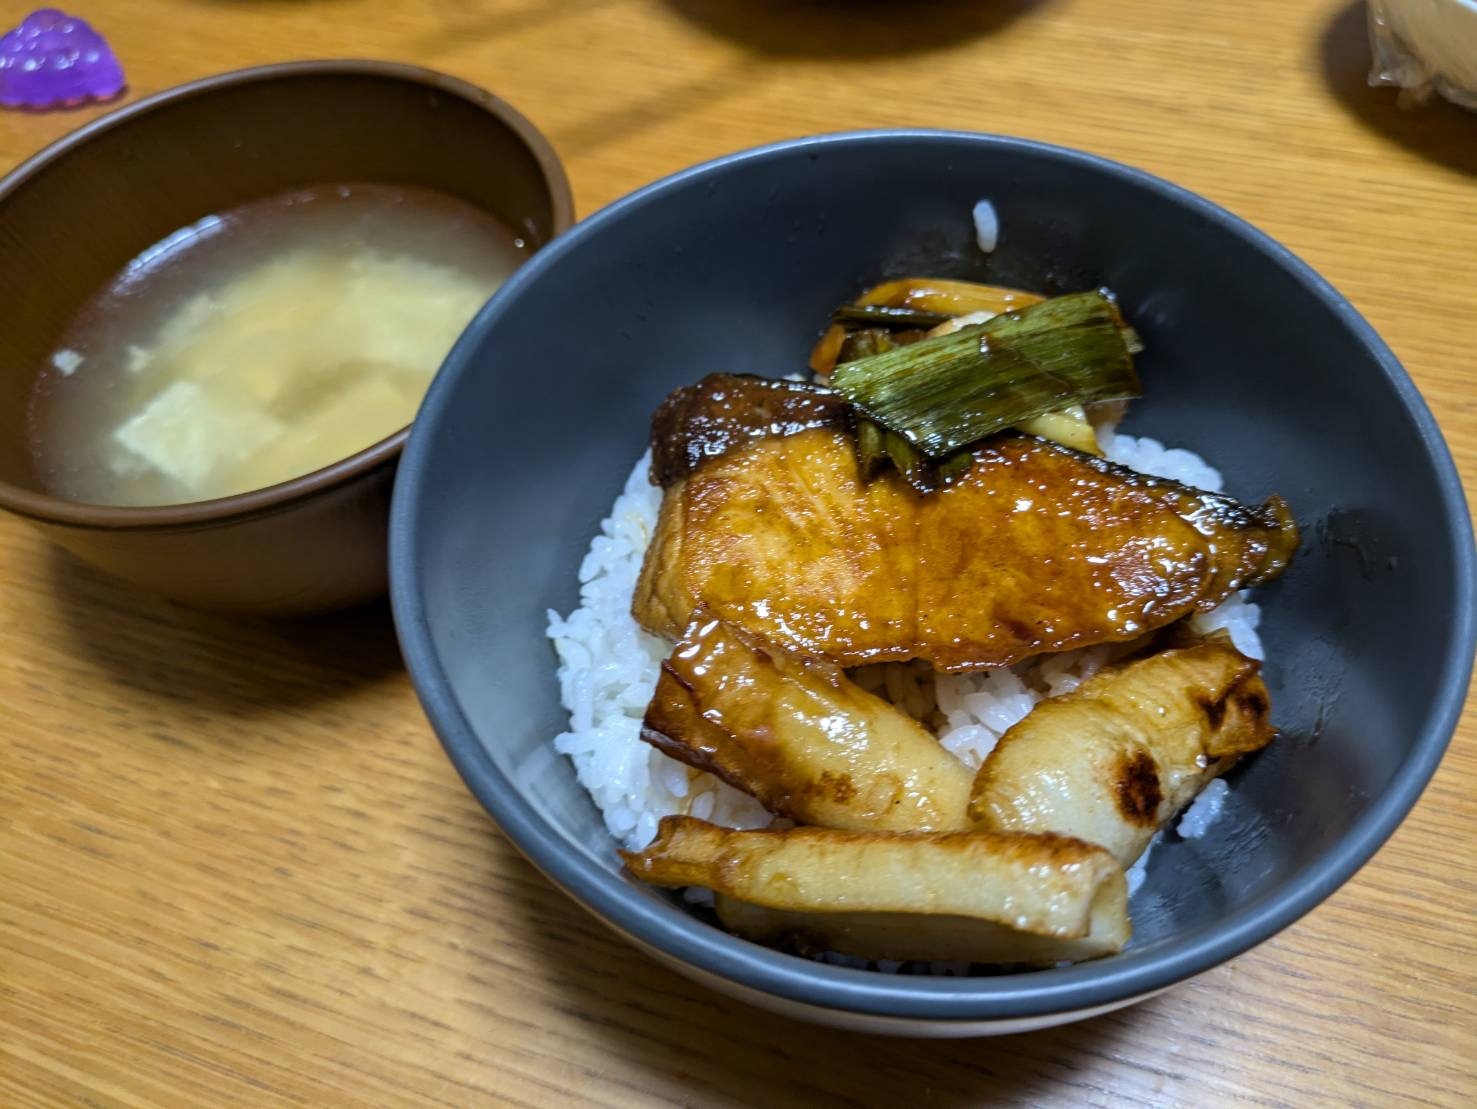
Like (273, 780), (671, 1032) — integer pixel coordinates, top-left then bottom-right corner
(635, 373), (1298, 671)
(647, 373), (848, 487)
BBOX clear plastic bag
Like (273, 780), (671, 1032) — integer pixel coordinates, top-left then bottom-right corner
(1367, 0), (1477, 111)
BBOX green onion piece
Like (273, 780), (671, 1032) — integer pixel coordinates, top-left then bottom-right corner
(854, 416), (889, 481)
(882, 426), (934, 491)
(837, 328), (894, 366)
(933, 449), (976, 487)
(831, 290), (1142, 460)
(832, 304), (955, 331)
(857, 411), (949, 491)
(856, 414), (957, 494)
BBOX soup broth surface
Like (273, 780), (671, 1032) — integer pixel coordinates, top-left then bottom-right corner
(28, 183), (525, 506)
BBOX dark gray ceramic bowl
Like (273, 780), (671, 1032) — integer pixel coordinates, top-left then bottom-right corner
(390, 131), (1476, 1036)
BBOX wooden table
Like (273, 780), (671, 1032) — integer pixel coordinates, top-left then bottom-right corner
(3, 1), (1474, 1104)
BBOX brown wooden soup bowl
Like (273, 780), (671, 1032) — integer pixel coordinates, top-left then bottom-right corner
(0, 60), (572, 616)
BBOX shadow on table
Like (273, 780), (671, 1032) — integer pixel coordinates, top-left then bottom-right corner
(45, 546), (404, 716)
(415, 0), (623, 54)
(550, 55), (763, 158)
(547, 0), (1050, 159)
(662, 0), (1050, 59)
(1319, 1), (1477, 176)
(498, 854), (1150, 1106)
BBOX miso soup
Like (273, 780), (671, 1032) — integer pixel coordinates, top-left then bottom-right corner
(28, 184), (527, 506)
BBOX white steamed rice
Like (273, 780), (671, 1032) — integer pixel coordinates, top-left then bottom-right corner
(546, 424), (1263, 875)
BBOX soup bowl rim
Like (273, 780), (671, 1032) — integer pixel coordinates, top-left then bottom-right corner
(0, 57), (574, 531)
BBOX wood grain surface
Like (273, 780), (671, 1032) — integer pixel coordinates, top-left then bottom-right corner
(3, 1), (1475, 1105)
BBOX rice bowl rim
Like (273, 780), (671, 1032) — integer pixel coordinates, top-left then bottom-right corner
(390, 130), (1477, 1024)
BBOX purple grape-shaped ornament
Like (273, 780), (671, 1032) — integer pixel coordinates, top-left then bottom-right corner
(0, 9), (124, 109)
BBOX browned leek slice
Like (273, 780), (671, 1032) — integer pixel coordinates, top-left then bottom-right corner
(622, 818), (1130, 965)
(831, 290), (1143, 461)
